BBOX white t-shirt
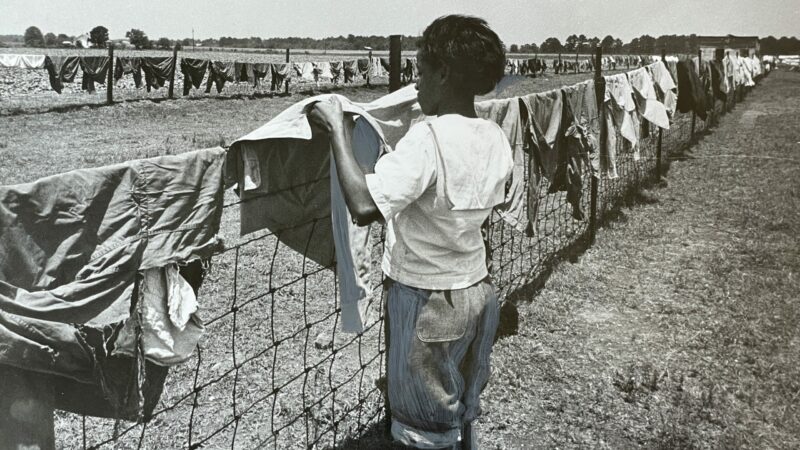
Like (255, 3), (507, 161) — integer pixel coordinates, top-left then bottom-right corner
(365, 114), (514, 290)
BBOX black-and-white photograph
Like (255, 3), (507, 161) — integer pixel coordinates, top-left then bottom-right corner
(1, 1), (798, 448)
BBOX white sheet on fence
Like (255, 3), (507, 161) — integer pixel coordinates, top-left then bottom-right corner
(0, 54), (46, 69)
(627, 67), (670, 130)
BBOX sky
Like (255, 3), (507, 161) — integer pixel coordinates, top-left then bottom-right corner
(2, 0), (798, 45)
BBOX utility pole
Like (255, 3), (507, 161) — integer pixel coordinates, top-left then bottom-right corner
(192, 28), (195, 52)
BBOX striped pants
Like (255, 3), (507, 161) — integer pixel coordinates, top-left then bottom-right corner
(385, 277), (499, 449)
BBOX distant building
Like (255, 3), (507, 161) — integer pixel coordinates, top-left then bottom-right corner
(74, 33), (91, 49)
(698, 35), (760, 61)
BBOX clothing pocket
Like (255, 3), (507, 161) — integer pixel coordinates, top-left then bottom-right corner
(416, 289), (468, 343)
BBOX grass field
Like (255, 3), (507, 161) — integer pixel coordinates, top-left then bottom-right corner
(1, 61), (795, 448)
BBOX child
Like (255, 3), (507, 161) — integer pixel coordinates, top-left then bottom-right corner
(309, 15), (511, 449)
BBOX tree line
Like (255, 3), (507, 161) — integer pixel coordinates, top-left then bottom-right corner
(8, 26), (800, 55)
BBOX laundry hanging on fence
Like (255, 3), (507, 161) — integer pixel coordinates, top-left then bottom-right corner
(141, 56), (175, 91)
(251, 63), (270, 87)
(44, 55), (80, 94)
(603, 72), (640, 178)
(709, 60), (727, 101)
(181, 58), (209, 95)
(402, 58), (418, 83)
(0, 147), (225, 420)
(344, 60), (358, 83)
(0, 54), (46, 69)
(627, 66), (670, 129)
(646, 61), (677, 117)
(79, 56), (111, 93)
(234, 62), (252, 83)
(270, 63), (291, 90)
(475, 97), (527, 233)
(676, 59), (708, 120)
(227, 85), (422, 333)
(357, 58), (370, 79)
(329, 61), (343, 83)
(371, 56), (386, 77)
(205, 61), (235, 94)
(314, 61), (333, 80)
(294, 61), (316, 82)
(114, 57), (143, 88)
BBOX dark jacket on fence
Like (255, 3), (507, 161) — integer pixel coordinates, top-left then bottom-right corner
(181, 58), (209, 95)
(141, 57), (175, 92)
(79, 56), (111, 93)
(204, 61), (236, 94)
(0, 147), (226, 420)
(44, 56), (80, 94)
(270, 63), (291, 90)
(114, 57), (143, 88)
(676, 59), (708, 120)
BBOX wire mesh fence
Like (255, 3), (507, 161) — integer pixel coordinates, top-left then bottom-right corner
(52, 70), (758, 449)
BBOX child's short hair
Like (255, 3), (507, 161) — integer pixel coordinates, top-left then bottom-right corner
(417, 15), (506, 96)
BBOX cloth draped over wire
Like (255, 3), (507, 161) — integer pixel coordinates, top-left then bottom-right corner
(114, 57), (143, 88)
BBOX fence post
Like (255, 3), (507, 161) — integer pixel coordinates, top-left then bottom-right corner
(590, 45), (604, 244)
(367, 49), (373, 88)
(389, 35), (401, 92)
(168, 44), (178, 99)
(656, 47), (665, 181)
(690, 49), (698, 140)
(558, 53), (561, 74)
(285, 48), (290, 95)
(575, 48), (579, 73)
(107, 44), (114, 105)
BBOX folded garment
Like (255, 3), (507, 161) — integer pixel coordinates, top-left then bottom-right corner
(475, 97), (527, 232)
(141, 56), (176, 91)
(114, 57), (143, 88)
(205, 61), (235, 94)
(676, 59), (708, 120)
(646, 61), (677, 117)
(0, 54), (46, 69)
(44, 56), (80, 94)
(603, 73), (640, 177)
(181, 58), (209, 95)
(227, 85), (423, 333)
(79, 56), (111, 93)
(0, 147), (224, 419)
(627, 67), (670, 129)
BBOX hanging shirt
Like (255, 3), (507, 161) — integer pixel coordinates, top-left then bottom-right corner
(181, 58), (209, 95)
(79, 56), (111, 93)
(646, 61), (678, 117)
(141, 56), (175, 91)
(603, 73), (640, 177)
(114, 57), (143, 88)
(627, 67), (670, 130)
(44, 56), (80, 94)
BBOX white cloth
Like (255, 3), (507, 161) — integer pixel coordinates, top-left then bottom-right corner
(294, 61), (315, 81)
(113, 265), (204, 366)
(0, 54), (46, 69)
(314, 61), (333, 79)
(604, 73), (640, 177)
(628, 67), (670, 129)
(365, 115), (513, 290)
(646, 61), (678, 117)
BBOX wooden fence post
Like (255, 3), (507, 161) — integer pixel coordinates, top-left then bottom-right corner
(367, 49), (373, 88)
(590, 45), (604, 244)
(575, 48), (579, 73)
(168, 44), (178, 99)
(389, 35), (402, 92)
(656, 48), (665, 181)
(107, 44), (114, 105)
(285, 48), (290, 95)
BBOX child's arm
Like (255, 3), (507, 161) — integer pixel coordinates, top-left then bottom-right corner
(310, 100), (382, 226)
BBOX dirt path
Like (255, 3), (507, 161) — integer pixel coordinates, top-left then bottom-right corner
(479, 70), (800, 449)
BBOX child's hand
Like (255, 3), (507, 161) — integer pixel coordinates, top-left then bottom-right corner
(308, 98), (344, 134)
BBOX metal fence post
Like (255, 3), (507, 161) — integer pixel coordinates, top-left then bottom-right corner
(107, 44), (114, 105)
(656, 48), (665, 181)
(285, 49), (290, 95)
(590, 45), (604, 244)
(389, 35), (401, 92)
(168, 44), (178, 99)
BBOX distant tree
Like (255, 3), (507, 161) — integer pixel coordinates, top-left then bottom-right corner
(126, 29), (150, 50)
(540, 37), (563, 53)
(44, 32), (58, 47)
(638, 34), (656, 54)
(56, 33), (71, 43)
(614, 38), (623, 50)
(564, 34), (578, 51)
(156, 37), (172, 49)
(600, 35), (616, 52)
(89, 26), (109, 48)
(181, 38), (192, 47)
(24, 26), (45, 47)
(577, 34), (588, 50)
(520, 43), (539, 53)
(509, 44), (519, 53)
(588, 36), (600, 49)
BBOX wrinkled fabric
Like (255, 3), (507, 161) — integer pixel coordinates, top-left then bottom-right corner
(314, 61), (333, 80)
(113, 265), (204, 366)
(234, 62), (253, 83)
(676, 59), (708, 120)
(627, 67), (670, 129)
(251, 63), (270, 87)
(604, 73), (640, 178)
(79, 56), (110, 93)
(329, 61), (343, 83)
(44, 56), (80, 94)
(371, 56), (386, 77)
(181, 58), (209, 95)
(357, 58), (370, 79)
(343, 60), (357, 83)
(475, 98), (527, 232)
(114, 57), (143, 88)
(709, 61), (727, 101)
(556, 80), (601, 220)
(205, 61), (235, 94)
(270, 63), (291, 90)
(227, 86), (422, 332)
(0, 148), (224, 417)
(520, 89), (563, 233)
(294, 61), (315, 81)
(0, 54), (46, 69)
(141, 56), (175, 91)
(646, 61), (678, 117)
